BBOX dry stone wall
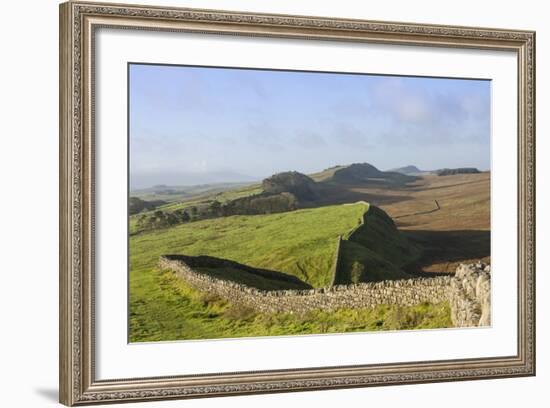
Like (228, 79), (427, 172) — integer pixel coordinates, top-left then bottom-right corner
(159, 256), (490, 326)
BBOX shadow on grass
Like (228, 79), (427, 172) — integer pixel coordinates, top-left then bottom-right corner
(309, 183), (415, 208)
(403, 229), (490, 275)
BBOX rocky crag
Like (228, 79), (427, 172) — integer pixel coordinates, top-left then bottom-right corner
(449, 262), (491, 327)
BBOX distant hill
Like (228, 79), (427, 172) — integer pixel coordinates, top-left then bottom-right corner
(131, 181), (255, 203)
(389, 165), (427, 175)
(436, 168), (481, 176)
(130, 170), (257, 190)
(332, 162), (385, 181)
(136, 164), (418, 221)
(226, 164), (416, 216)
(312, 162), (416, 186)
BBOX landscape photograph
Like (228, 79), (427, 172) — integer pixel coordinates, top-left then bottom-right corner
(128, 63), (491, 343)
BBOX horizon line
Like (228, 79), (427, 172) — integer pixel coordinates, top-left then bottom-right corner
(130, 161), (490, 191)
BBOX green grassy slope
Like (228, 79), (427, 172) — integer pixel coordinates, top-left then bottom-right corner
(130, 267), (451, 342)
(129, 202), (442, 342)
(130, 202), (368, 290)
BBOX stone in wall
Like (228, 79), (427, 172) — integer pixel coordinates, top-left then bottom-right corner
(449, 262), (491, 327)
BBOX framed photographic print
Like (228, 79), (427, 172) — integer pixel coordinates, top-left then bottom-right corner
(59, 1), (536, 405)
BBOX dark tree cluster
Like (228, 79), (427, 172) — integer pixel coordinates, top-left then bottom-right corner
(129, 196), (167, 215)
(209, 192), (298, 217)
(136, 209), (192, 231)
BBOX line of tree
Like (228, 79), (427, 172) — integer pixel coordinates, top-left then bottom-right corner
(136, 208), (193, 231)
(209, 193), (298, 217)
(134, 192), (300, 233)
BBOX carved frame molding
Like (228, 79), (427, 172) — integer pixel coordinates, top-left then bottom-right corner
(59, 1), (535, 405)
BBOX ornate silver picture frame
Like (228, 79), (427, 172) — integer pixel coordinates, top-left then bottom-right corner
(59, 1), (535, 405)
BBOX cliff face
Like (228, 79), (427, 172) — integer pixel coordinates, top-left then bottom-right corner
(261, 171), (319, 201)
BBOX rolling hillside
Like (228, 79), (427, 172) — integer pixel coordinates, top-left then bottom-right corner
(128, 162), (488, 341)
(131, 181), (258, 203)
(131, 202), (370, 289)
(130, 163), (489, 274)
(129, 163), (417, 234)
(130, 201), (431, 342)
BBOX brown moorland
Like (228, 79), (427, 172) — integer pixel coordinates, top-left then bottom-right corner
(321, 172), (491, 274)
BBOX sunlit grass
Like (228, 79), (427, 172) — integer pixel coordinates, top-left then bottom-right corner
(130, 202), (368, 289)
(130, 268), (451, 342)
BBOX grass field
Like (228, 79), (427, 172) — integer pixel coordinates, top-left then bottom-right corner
(129, 172), (489, 342)
(129, 201), (433, 342)
(130, 267), (451, 342)
(130, 202), (369, 289)
(130, 202), (385, 341)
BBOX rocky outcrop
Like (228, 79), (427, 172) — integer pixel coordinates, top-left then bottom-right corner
(129, 196), (167, 215)
(449, 262), (491, 327)
(261, 171), (319, 201)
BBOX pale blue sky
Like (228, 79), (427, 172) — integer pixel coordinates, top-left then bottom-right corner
(129, 63), (490, 189)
